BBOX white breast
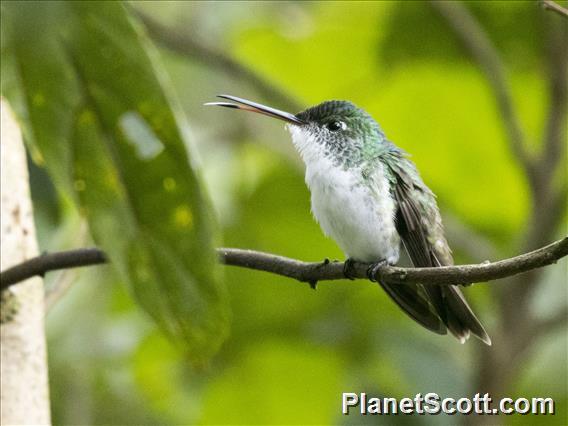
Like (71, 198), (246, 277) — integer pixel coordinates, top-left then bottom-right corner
(288, 126), (400, 263)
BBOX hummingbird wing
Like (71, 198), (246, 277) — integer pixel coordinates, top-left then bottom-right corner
(361, 158), (446, 335)
(384, 153), (491, 345)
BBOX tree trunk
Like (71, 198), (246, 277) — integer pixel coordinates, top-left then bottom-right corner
(1, 98), (51, 425)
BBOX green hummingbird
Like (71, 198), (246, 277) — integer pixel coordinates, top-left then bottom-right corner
(207, 94), (491, 345)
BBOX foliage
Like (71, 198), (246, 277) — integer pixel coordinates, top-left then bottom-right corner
(1, 1), (229, 361)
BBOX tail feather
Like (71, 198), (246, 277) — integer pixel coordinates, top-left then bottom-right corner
(379, 280), (491, 345)
(442, 285), (492, 346)
(378, 282), (447, 335)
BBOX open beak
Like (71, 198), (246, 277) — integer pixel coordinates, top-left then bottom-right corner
(205, 94), (305, 125)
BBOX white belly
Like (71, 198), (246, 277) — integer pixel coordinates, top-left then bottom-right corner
(305, 157), (400, 263)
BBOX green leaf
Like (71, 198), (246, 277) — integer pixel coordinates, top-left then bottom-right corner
(1, 1), (229, 361)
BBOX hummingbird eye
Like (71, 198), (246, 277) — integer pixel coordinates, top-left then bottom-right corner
(326, 121), (347, 132)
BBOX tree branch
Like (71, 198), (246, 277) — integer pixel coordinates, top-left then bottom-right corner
(541, 12), (567, 180)
(429, 1), (536, 186)
(418, 2), (566, 409)
(1, 249), (108, 289)
(511, 11), (567, 300)
(1, 237), (566, 291)
(541, 0), (568, 18)
(131, 8), (301, 112)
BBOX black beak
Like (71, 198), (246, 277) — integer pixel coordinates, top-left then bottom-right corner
(205, 94), (305, 125)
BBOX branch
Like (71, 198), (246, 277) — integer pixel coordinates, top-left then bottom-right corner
(541, 13), (568, 177)
(429, 1), (536, 185)
(131, 8), (301, 112)
(1, 248), (108, 290)
(524, 11), (568, 249)
(512, 14), (567, 295)
(1, 238), (566, 291)
(541, 0), (568, 18)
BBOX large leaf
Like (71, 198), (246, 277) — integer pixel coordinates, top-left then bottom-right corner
(1, 1), (229, 361)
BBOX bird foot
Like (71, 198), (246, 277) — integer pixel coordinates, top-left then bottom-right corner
(343, 258), (358, 280)
(367, 259), (388, 282)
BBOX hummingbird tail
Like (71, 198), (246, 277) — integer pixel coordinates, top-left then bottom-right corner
(378, 282), (447, 335)
(442, 285), (492, 346)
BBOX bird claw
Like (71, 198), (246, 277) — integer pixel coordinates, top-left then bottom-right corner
(367, 259), (388, 282)
(343, 258), (357, 280)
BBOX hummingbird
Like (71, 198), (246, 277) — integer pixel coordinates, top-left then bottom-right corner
(206, 94), (491, 345)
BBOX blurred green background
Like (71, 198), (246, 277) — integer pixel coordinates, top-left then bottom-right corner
(3, 1), (566, 425)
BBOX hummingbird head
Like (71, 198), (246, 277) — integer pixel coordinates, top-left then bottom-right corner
(206, 95), (386, 166)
